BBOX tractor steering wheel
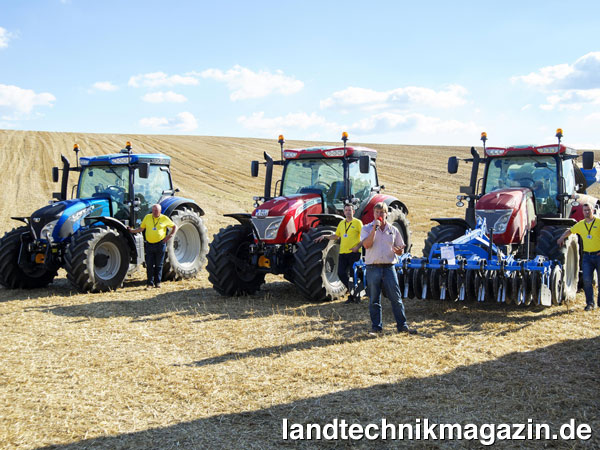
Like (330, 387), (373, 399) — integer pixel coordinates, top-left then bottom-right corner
(313, 181), (331, 190)
(519, 177), (535, 188)
(105, 185), (126, 200)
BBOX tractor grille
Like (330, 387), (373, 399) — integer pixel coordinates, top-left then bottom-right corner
(251, 216), (284, 240)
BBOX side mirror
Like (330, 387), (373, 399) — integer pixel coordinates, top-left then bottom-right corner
(448, 156), (459, 174)
(139, 163), (149, 179)
(359, 155), (370, 174)
(52, 167), (59, 183)
(251, 160), (259, 177)
(582, 151), (594, 170)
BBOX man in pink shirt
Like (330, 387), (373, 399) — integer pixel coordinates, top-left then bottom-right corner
(361, 202), (417, 335)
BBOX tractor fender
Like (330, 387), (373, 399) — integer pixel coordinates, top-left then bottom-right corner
(358, 194), (409, 223)
(430, 218), (471, 233)
(83, 216), (138, 259)
(160, 197), (205, 217)
(224, 213), (253, 226)
(308, 213), (345, 227)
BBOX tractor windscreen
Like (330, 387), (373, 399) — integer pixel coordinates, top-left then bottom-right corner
(282, 159), (345, 206)
(79, 165), (130, 219)
(485, 156), (559, 214)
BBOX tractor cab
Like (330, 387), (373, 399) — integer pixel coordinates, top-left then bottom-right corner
(278, 146), (379, 214)
(77, 154), (173, 224)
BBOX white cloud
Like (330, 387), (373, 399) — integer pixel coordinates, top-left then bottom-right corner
(142, 91), (187, 103)
(128, 72), (199, 88)
(539, 89), (600, 111)
(350, 112), (479, 136)
(238, 111), (339, 135)
(512, 52), (600, 90)
(320, 85), (468, 110)
(200, 65), (303, 101)
(91, 81), (118, 92)
(139, 111), (197, 132)
(0, 84), (55, 116)
(0, 27), (12, 49)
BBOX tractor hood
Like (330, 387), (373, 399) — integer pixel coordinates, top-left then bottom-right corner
(251, 193), (323, 243)
(29, 198), (110, 243)
(475, 188), (536, 245)
(477, 188), (526, 210)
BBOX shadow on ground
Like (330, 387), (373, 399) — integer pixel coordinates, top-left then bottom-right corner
(36, 336), (600, 449)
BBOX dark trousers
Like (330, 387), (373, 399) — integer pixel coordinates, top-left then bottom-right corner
(582, 253), (600, 307)
(366, 265), (407, 331)
(145, 241), (166, 286)
(338, 252), (362, 293)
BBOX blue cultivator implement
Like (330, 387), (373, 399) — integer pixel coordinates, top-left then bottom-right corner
(353, 219), (563, 307)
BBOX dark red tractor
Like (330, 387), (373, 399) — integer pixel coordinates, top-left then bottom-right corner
(207, 133), (411, 301)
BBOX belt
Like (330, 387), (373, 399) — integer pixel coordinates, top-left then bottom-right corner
(583, 250), (600, 255)
(367, 263), (394, 268)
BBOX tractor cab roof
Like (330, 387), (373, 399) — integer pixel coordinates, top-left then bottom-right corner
(282, 145), (377, 160)
(484, 144), (577, 158)
(79, 153), (171, 167)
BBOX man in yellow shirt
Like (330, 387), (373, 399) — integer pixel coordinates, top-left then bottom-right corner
(557, 202), (600, 310)
(128, 204), (177, 288)
(315, 203), (362, 303)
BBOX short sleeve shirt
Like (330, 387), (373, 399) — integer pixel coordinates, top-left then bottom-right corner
(335, 218), (362, 254)
(141, 214), (175, 244)
(570, 218), (600, 252)
(360, 222), (404, 264)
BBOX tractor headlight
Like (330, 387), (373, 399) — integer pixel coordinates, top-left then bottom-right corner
(40, 219), (59, 243)
(264, 217), (284, 240)
(493, 210), (513, 233)
(476, 209), (513, 234)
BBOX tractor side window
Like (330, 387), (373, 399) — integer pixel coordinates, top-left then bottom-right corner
(349, 160), (377, 203)
(133, 165), (172, 218)
(562, 159), (576, 197)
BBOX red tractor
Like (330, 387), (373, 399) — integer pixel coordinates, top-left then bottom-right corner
(207, 133), (411, 301)
(421, 130), (599, 303)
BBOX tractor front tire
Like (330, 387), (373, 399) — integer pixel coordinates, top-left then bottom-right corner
(536, 226), (579, 303)
(422, 223), (466, 258)
(388, 207), (412, 253)
(206, 225), (265, 296)
(65, 226), (130, 292)
(0, 227), (58, 289)
(292, 226), (346, 302)
(162, 207), (208, 281)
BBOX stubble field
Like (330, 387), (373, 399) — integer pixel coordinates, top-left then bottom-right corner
(0, 130), (598, 449)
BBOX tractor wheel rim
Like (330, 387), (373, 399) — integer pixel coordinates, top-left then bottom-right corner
(94, 241), (121, 280)
(323, 243), (340, 284)
(173, 222), (200, 268)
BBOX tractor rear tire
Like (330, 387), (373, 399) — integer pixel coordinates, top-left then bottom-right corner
(422, 223), (466, 258)
(206, 225), (265, 296)
(162, 207), (208, 281)
(64, 226), (130, 292)
(292, 226), (346, 302)
(388, 207), (412, 253)
(0, 227), (58, 289)
(535, 226), (579, 303)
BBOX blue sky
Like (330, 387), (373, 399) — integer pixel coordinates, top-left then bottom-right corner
(1, 0), (600, 147)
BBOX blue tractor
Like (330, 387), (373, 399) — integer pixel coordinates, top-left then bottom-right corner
(0, 142), (208, 292)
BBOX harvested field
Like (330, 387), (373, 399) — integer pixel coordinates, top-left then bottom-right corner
(0, 130), (598, 449)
